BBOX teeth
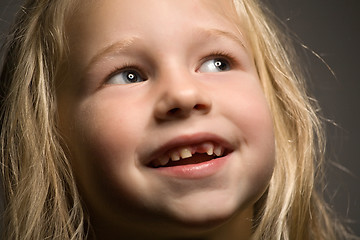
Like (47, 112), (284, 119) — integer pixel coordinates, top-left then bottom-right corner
(179, 148), (192, 159)
(170, 151), (180, 161)
(153, 143), (226, 167)
(214, 145), (223, 157)
(158, 155), (170, 166)
(205, 143), (214, 155)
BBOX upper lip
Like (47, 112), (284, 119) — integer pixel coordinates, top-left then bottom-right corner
(143, 132), (234, 166)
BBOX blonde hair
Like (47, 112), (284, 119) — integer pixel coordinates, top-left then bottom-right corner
(0, 0), (85, 239)
(0, 0), (355, 239)
(232, 1), (353, 239)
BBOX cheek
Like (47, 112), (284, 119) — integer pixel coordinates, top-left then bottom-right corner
(62, 95), (146, 192)
(216, 76), (274, 145)
(62, 97), (154, 216)
(216, 76), (275, 197)
(72, 100), (144, 172)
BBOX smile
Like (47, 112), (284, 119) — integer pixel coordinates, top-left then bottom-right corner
(150, 142), (228, 168)
(145, 132), (235, 172)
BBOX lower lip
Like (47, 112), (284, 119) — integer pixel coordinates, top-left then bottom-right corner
(152, 154), (230, 179)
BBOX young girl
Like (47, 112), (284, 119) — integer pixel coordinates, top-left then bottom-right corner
(0, 0), (356, 239)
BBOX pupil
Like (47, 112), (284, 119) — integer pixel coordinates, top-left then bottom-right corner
(126, 72), (137, 82)
(214, 59), (226, 70)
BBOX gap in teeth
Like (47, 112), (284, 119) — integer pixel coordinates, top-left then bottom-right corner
(154, 142), (225, 167)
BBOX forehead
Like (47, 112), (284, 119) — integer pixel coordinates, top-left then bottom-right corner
(65, 0), (248, 73)
(68, 0), (242, 36)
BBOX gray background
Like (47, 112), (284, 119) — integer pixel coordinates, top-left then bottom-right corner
(1, 0), (359, 236)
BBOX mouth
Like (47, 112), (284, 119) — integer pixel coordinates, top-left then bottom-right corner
(148, 141), (231, 168)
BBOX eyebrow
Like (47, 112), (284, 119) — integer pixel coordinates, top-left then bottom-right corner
(85, 37), (139, 72)
(199, 28), (247, 50)
(85, 28), (248, 72)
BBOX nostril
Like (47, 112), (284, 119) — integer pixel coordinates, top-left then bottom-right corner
(167, 108), (181, 116)
(194, 104), (207, 111)
(166, 104), (208, 117)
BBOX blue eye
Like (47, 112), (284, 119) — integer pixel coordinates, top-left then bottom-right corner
(107, 70), (145, 84)
(199, 58), (231, 73)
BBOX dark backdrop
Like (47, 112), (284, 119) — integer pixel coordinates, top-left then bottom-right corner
(267, 1), (360, 236)
(1, 0), (359, 236)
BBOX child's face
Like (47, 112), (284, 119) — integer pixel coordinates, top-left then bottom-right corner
(58, 0), (275, 236)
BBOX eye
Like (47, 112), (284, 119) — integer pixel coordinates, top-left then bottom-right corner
(198, 58), (231, 73)
(107, 69), (146, 85)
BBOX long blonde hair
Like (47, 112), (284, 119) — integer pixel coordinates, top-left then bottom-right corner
(233, 1), (354, 239)
(0, 0), (354, 239)
(0, 0), (85, 239)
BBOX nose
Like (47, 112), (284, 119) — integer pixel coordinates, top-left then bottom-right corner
(153, 71), (212, 121)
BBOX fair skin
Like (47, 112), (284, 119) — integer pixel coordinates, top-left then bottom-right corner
(57, 0), (275, 239)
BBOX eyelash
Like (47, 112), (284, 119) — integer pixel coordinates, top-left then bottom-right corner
(106, 64), (147, 82)
(104, 50), (238, 84)
(199, 51), (238, 70)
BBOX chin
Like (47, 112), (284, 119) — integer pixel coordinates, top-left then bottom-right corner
(176, 212), (235, 230)
(166, 195), (244, 229)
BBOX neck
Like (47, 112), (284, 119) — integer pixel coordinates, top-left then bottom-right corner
(206, 207), (253, 240)
(88, 207), (253, 240)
